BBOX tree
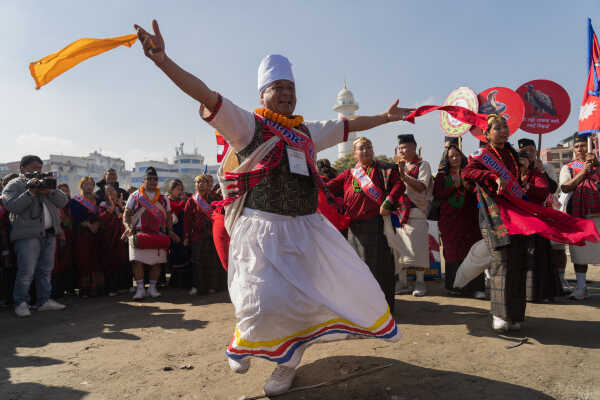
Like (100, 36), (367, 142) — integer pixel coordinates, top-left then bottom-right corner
(332, 154), (395, 172)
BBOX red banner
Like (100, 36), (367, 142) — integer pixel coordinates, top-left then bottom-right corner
(516, 79), (571, 134)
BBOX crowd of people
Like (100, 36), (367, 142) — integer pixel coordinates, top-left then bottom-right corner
(0, 162), (227, 316)
(0, 19), (598, 396)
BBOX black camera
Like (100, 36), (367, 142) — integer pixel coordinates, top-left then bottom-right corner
(25, 171), (57, 190)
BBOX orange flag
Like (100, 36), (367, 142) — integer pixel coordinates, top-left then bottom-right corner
(29, 33), (138, 89)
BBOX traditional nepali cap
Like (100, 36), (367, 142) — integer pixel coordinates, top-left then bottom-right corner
(397, 134), (417, 144)
(20, 154), (43, 168)
(518, 138), (536, 149)
(573, 132), (588, 144)
(258, 54), (295, 94)
(444, 136), (459, 145)
(144, 166), (158, 178)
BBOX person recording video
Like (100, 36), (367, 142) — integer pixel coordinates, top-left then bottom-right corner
(1, 155), (68, 317)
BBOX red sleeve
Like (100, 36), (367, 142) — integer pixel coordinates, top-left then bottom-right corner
(98, 208), (111, 225)
(526, 170), (550, 204)
(434, 173), (459, 201)
(183, 198), (194, 239)
(326, 170), (348, 197)
(462, 156), (498, 192)
(386, 167), (406, 205)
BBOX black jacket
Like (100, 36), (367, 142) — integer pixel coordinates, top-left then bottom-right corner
(94, 179), (129, 204)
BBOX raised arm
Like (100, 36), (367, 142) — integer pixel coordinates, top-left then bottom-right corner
(134, 20), (219, 112)
(347, 100), (414, 132)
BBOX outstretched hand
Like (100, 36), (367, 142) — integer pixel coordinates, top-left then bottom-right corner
(385, 100), (414, 122)
(134, 19), (166, 64)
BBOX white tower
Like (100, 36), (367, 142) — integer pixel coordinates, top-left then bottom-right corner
(334, 82), (359, 159)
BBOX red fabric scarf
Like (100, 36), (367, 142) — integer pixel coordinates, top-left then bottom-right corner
(567, 160), (600, 217)
(404, 105), (489, 131)
(474, 152), (600, 245)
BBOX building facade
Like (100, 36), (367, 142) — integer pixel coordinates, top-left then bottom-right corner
(541, 136), (575, 171)
(130, 143), (205, 187)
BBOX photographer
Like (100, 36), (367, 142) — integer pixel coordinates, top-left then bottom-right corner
(1, 155), (68, 317)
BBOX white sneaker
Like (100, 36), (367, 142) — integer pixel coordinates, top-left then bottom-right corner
(264, 365), (296, 396)
(473, 291), (487, 300)
(147, 286), (161, 298)
(38, 299), (66, 311)
(492, 315), (509, 332)
(133, 286), (146, 300)
(108, 292), (117, 297)
(569, 287), (586, 300)
(188, 287), (198, 296)
(14, 302), (31, 317)
(228, 357), (250, 374)
(412, 281), (427, 297)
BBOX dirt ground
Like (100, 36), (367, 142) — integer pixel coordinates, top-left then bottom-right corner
(1, 266), (598, 400)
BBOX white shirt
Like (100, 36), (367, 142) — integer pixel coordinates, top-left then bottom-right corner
(401, 159), (433, 214)
(42, 202), (52, 230)
(200, 97), (346, 154)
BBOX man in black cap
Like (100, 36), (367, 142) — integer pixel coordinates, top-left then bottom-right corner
(559, 133), (600, 299)
(1, 155), (68, 316)
(385, 134), (433, 297)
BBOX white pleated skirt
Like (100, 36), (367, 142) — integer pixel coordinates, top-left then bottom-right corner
(226, 208), (400, 364)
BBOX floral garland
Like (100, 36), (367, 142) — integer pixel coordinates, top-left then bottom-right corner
(254, 107), (304, 129)
(140, 186), (161, 203)
(353, 162), (374, 193)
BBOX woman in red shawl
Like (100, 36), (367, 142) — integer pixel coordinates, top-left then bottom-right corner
(99, 185), (129, 296)
(326, 137), (405, 312)
(433, 144), (484, 298)
(70, 177), (103, 298)
(184, 175), (219, 295)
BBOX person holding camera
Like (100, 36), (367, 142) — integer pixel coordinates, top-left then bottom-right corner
(1, 155), (68, 317)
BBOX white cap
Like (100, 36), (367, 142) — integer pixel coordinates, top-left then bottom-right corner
(257, 54), (294, 94)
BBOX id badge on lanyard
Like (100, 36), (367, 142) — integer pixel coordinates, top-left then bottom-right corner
(286, 146), (310, 176)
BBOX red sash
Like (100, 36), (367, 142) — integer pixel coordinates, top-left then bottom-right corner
(257, 114), (330, 197)
(194, 193), (213, 217)
(350, 163), (384, 205)
(470, 147), (525, 199)
(72, 195), (98, 214)
(136, 192), (165, 226)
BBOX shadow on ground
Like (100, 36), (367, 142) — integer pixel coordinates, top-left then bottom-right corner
(273, 355), (554, 400)
(393, 280), (600, 349)
(0, 287), (209, 400)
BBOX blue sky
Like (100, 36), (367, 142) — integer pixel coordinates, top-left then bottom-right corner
(1, 1), (598, 169)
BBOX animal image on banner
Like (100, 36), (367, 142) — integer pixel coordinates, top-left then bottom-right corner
(516, 79), (571, 134)
(470, 87), (525, 142)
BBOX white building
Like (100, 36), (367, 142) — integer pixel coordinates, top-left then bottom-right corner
(334, 83), (360, 159)
(130, 143), (205, 187)
(44, 151), (131, 193)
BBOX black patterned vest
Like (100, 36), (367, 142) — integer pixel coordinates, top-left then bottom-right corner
(236, 118), (318, 216)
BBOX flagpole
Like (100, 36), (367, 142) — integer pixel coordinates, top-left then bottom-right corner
(537, 133), (542, 159)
